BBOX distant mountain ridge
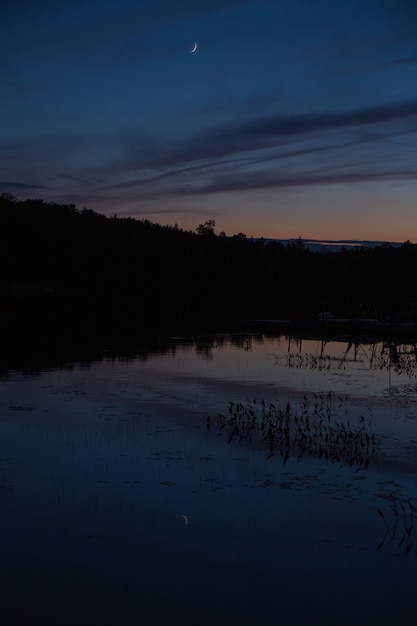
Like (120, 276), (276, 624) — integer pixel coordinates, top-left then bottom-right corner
(262, 238), (403, 252)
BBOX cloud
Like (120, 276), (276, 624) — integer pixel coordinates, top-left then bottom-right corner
(101, 99), (417, 198)
(3, 98), (417, 209)
(390, 55), (417, 66)
(0, 182), (47, 190)
(111, 99), (417, 176)
(179, 168), (417, 196)
(105, 144), (342, 193)
(179, 99), (417, 162)
(376, 54), (417, 70)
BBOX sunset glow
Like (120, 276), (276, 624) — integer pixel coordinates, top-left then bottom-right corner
(2, 1), (417, 241)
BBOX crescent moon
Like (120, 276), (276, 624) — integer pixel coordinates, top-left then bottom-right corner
(190, 42), (197, 53)
(181, 515), (188, 525)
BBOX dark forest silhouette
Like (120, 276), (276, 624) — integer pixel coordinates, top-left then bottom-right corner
(1, 193), (416, 344)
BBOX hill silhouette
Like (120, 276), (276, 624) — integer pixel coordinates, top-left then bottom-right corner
(1, 193), (416, 347)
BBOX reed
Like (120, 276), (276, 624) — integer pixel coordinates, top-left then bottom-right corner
(283, 341), (417, 378)
(217, 392), (378, 467)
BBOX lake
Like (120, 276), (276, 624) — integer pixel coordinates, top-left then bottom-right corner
(1, 333), (417, 625)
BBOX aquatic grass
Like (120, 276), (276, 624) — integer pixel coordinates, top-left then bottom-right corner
(282, 340), (417, 378)
(217, 392), (379, 468)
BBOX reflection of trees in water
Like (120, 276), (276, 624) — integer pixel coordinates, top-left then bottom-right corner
(1, 333), (262, 373)
(190, 333), (265, 358)
(191, 334), (257, 359)
(195, 341), (214, 360)
(216, 393), (378, 469)
(228, 335), (254, 351)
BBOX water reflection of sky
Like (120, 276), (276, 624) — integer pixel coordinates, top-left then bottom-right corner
(128, 335), (417, 407)
(1, 334), (417, 625)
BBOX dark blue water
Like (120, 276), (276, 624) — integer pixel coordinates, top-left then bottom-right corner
(1, 335), (417, 625)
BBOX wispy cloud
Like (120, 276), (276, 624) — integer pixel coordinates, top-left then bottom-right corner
(0, 182), (47, 190)
(174, 99), (417, 164)
(4, 98), (416, 206)
(96, 99), (417, 199)
(106, 99), (417, 175)
(375, 55), (417, 71)
(180, 169), (417, 196)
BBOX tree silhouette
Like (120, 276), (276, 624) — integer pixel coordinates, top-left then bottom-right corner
(1, 194), (416, 338)
(196, 219), (216, 236)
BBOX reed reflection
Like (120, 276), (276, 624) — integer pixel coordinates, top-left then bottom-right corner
(217, 393), (378, 468)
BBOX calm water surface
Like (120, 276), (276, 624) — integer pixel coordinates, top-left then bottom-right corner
(1, 334), (417, 625)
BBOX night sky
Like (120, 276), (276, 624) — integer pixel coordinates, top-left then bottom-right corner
(2, 0), (417, 240)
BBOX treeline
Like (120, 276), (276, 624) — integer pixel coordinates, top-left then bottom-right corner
(1, 194), (416, 336)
